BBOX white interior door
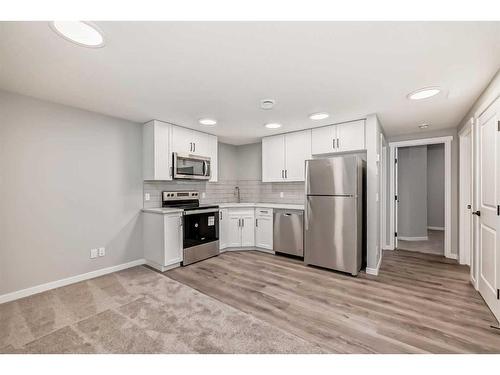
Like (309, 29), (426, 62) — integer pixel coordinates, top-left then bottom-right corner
(262, 135), (285, 182)
(477, 99), (499, 321)
(394, 148), (399, 249)
(284, 130), (311, 181)
(459, 129), (473, 267)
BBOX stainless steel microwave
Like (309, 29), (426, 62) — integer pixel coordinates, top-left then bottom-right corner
(172, 153), (211, 180)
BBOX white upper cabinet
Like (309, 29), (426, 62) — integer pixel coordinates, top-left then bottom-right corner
(262, 134), (286, 182)
(311, 125), (337, 155)
(311, 120), (366, 155)
(262, 129), (311, 182)
(143, 121), (218, 181)
(143, 120), (172, 181)
(285, 130), (312, 181)
(336, 120), (365, 152)
(207, 134), (218, 182)
(171, 126), (210, 156)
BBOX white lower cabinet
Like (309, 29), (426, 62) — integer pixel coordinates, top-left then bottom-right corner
(218, 208), (229, 249)
(219, 207), (274, 251)
(143, 211), (183, 271)
(255, 208), (273, 250)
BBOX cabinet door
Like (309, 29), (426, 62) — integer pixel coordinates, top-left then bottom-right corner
(255, 211), (273, 250)
(227, 214), (242, 247)
(285, 130), (311, 181)
(262, 135), (286, 182)
(311, 125), (337, 155)
(241, 214), (256, 247)
(207, 134), (218, 182)
(219, 209), (228, 249)
(192, 131), (209, 157)
(143, 120), (172, 181)
(337, 120), (365, 152)
(164, 213), (183, 265)
(171, 126), (195, 154)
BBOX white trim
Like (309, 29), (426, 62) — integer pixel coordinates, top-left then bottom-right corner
(0, 259), (146, 304)
(366, 252), (383, 276)
(383, 245), (395, 250)
(459, 119), (474, 267)
(427, 226), (444, 231)
(398, 236), (429, 241)
(389, 136), (453, 259)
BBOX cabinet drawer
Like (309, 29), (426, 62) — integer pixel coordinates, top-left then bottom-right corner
(255, 208), (273, 218)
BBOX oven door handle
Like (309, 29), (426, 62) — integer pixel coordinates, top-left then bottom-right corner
(183, 208), (219, 215)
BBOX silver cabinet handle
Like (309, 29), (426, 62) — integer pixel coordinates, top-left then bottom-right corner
(337, 138), (339, 149)
(194, 142), (196, 153)
(285, 169), (287, 179)
(242, 218), (244, 227)
(333, 138), (335, 149)
(189, 142), (192, 152)
(220, 210), (223, 220)
(255, 218), (258, 227)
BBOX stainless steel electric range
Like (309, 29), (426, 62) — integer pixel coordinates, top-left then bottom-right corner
(162, 191), (219, 266)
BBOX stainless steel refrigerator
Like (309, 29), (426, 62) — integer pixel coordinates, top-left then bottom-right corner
(304, 155), (365, 276)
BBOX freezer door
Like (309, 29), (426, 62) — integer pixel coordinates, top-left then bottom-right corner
(304, 195), (361, 275)
(305, 156), (360, 196)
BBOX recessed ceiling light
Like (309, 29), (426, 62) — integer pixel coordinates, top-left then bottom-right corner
(50, 21), (105, 48)
(407, 87), (441, 100)
(199, 118), (217, 126)
(309, 112), (330, 120)
(419, 123), (429, 129)
(264, 123), (282, 129)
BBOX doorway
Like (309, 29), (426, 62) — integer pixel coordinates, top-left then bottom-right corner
(389, 136), (453, 259)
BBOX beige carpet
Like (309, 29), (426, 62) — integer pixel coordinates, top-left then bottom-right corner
(397, 229), (444, 255)
(0, 266), (323, 354)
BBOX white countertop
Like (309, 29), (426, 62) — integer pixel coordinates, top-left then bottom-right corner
(142, 202), (304, 214)
(218, 202), (304, 210)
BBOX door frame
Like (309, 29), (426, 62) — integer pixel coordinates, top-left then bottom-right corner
(389, 136), (454, 259)
(459, 119), (474, 271)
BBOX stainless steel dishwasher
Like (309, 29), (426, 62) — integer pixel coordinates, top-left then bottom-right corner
(273, 209), (304, 257)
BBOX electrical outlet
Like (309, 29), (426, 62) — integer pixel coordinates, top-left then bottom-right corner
(202, 192), (206, 198)
(144, 193), (150, 201)
(90, 248), (98, 259)
(280, 192), (284, 198)
(98, 247), (105, 257)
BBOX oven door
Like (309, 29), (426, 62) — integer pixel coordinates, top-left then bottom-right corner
(183, 208), (219, 249)
(173, 153), (211, 180)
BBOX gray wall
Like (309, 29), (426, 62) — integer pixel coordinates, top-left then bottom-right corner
(388, 127), (459, 255)
(236, 142), (261, 181)
(427, 144), (445, 228)
(218, 143), (238, 181)
(0, 91), (143, 295)
(397, 146), (428, 238)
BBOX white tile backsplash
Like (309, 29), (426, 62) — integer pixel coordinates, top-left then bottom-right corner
(143, 179), (305, 207)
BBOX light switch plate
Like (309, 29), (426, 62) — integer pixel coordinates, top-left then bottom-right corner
(98, 247), (105, 257)
(202, 192), (206, 198)
(90, 248), (98, 259)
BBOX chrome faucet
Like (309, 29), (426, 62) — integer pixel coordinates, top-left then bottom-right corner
(234, 186), (240, 203)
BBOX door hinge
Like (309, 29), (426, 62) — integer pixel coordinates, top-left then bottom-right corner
(497, 289), (500, 300)
(395, 158), (398, 164)
(394, 195), (398, 201)
(395, 232), (398, 238)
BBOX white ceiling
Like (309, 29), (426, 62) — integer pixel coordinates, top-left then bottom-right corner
(1, 21), (499, 144)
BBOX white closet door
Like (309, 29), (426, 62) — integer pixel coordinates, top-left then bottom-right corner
(285, 130), (311, 181)
(477, 98), (500, 321)
(337, 120), (365, 152)
(262, 135), (285, 182)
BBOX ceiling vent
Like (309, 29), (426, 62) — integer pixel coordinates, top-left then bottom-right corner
(260, 99), (275, 110)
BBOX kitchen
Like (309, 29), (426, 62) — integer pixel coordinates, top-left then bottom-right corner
(1, 16), (500, 363)
(141, 119), (366, 275)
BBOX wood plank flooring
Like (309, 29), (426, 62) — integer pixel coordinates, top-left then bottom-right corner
(165, 249), (500, 353)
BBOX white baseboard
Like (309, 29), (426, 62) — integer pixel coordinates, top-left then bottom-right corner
(398, 236), (428, 241)
(382, 245), (395, 251)
(366, 253), (383, 276)
(428, 226), (445, 231)
(0, 259), (146, 305)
